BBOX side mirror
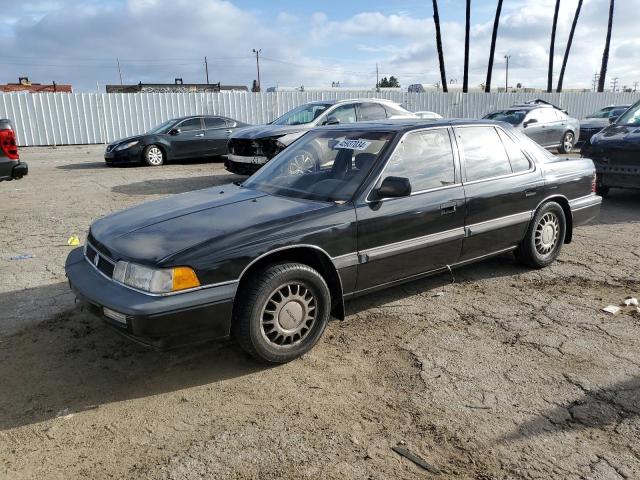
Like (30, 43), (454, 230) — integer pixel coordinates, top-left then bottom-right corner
(376, 176), (412, 199)
(609, 116), (619, 124)
(324, 116), (340, 126)
(168, 128), (181, 136)
(523, 118), (538, 128)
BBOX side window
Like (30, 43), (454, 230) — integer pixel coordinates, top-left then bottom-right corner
(330, 104), (357, 124)
(497, 129), (532, 173)
(456, 126), (512, 182)
(555, 110), (567, 120)
(525, 109), (542, 123)
(205, 117), (226, 129)
(358, 102), (387, 121)
(225, 118), (238, 127)
(178, 118), (202, 132)
(538, 109), (557, 123)
(382, 129), (456, 192)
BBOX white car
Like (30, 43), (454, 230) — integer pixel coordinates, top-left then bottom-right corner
(414, 111), (443, 120)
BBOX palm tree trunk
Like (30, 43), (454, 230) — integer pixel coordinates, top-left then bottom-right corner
(598, 0), (615, 92)
(463, 0), (471, 93)
(485, 0), (503, 93)
(432, 0), (448, 92)
(556, 0), (583, 92)
(547, 0), (561, 93)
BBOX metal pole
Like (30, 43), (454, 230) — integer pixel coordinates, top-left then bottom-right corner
(253, 49), (262, 90)
(376, 63), (379, 91)
(117, 58), (123, 85)
(205, 56), (209, 84)
(504, 55), (510, 91)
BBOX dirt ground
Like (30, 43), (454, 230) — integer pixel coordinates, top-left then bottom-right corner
(1, 145), (640, 479)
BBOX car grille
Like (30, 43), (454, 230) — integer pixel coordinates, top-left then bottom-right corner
(229, 139), (258, 157)
(85, 242), (115, 278)
(580, 128), (602, 141)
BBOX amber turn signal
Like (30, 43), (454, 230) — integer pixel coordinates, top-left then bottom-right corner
(172, 267), (201, 291)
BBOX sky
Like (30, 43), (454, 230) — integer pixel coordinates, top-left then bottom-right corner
(1, 0), (638, 92)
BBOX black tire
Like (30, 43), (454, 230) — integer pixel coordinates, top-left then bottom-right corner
(233, 262), (331, 364)
(596, 183), (610, 198)
(558, 131), (575, 154)
(515, 201), (566, 268)
(143, 145), (165, 166)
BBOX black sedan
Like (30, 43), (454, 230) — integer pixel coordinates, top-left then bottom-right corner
(105, 115), (248, 166)
(577, 104), (630, 147)
(67, 119), (600, 363)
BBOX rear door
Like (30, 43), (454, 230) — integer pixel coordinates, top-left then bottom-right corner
(170, 117), (206, 159)
(203, 117), (233, 155)
(539, 108), (563, 146)
(454, 125), (543, 261)
(355, 127), (466, 292)
(522, 109), (547, 145)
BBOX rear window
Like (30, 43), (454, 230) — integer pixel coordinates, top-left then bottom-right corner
(483, 110), (526, 125)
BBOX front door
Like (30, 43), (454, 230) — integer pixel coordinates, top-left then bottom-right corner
(204, 117), (233, 155)
(522, 109), (547, 146)
(170, 117), (206, 159)
(355, 127), (466, 292)
(454, 125), (544, 261)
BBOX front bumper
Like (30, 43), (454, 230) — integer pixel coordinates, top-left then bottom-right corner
(595, 165), (640, 190)
(570, 194), (602, 226)
(104, 145), (144, 165)
(224, 154), (268, 175)
(65, 247), (236, 348)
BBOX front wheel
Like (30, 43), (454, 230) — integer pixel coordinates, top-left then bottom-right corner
(558, 131), (575, 154)
(233, 262), (331, 364)
(515, 201), (566, 268)
(143, 145), (165, 166)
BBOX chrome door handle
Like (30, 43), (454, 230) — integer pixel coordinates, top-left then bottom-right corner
(195, 133), (204, 137)
(525, 189), (537, 197)
(225, 129), (233, 133)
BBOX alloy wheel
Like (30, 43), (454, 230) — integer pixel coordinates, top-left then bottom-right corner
(563, 132), (574, 153)
(260, 283), (317, 347)
(147, 147), (163, 165)
(534, 212), (560, 255)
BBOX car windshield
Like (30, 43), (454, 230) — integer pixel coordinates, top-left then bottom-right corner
(147, 119), (175, 134)
(483, 110), (527, 125)
(586, 108), (614, 119)
(616, 102), (640, 126)
(271, 103), (331, 126)
(243, 129), (395, 202)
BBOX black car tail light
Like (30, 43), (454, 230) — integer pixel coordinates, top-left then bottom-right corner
(0, 128), (19, 160)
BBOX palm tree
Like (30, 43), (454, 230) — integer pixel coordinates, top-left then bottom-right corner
(463, 0), (471, 93)
(547, 0), (561, 93)
(485, 0), (503, 93)
(598, 0), (615, 92)
(432, 0), (448, 92)
(557, 0), (583, 92)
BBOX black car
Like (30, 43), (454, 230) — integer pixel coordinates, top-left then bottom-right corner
(225, 98), (415, 175)
(582, 100), (640, 197)
(105, 115), (248, 167)
(67, 119), (600, 363)
(0, 119), (27, 182)
(483, 100), (580, 153)
(577, 104), (631, 147)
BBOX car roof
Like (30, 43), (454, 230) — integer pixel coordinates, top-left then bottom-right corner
(311, 118), (505, 133)
(305, 98), (403, 106)
(171, 115), (227, 121)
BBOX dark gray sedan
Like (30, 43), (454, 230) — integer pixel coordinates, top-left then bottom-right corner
(484, 100), (580, 154)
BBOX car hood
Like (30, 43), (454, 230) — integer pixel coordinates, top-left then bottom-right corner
(591, 124), (640, 149)
(89, 184), (331, 265)
(108, 135), (144, 148)
(230, 124), (311, 140)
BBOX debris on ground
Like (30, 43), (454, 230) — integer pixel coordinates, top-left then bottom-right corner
(392, 445), (441, 474)
(624, 297), (639, 307)
(433, 291), (445, 297)
(67, 235), (80, 246)
(9, 254), (34, 261)
(602, 305), (621, 315)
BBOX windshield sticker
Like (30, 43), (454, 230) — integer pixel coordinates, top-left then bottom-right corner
(334, 139), (372, 151)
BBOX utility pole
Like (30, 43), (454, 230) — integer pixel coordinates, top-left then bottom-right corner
(252, 49), (262, 91)
(504, 55), (511, 92)
(117, 58), (123, 85)
(610, 77), (619, 92)
(592, 73), (600, 92)
(633, 81), (639, 92)
(205, 56), (209, 84)
(376, 63), (380, 91)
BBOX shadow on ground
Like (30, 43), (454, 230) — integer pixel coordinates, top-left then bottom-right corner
(57, 161), (111, 170)
(112, 174), (242, 195)
(593, 189), (640, 226)
(501, 376), (640, 442)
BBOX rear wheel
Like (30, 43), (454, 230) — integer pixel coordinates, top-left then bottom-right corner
(558, 131), (575, 154)
(233, 262), (331, 364)
(143, 145), (164, 166)
(515, 201), (566, 268)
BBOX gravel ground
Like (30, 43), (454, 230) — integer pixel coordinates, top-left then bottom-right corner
(1, 145), (640, 479)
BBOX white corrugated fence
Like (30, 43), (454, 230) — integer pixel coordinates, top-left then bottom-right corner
(1, 91), (638, 147)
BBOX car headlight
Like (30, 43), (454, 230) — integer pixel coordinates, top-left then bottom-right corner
(112, 261), (200, 294)
(115, 140), (139, 151)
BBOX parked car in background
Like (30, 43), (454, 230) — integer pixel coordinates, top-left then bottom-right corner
(483, 99), (580, 154)
(225, 98), (416, 175)
(414, 111), (443, 120)
(0, 119), (27, 182)
(582, 100), (640, 197)
(66, 119), (600, 363)
(105, 115), (248, 167)
(577, 104), (631, 147)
